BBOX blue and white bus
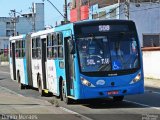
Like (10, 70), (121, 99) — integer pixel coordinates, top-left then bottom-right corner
(9, 20), (144, 104)
(9, 34), (28, 89)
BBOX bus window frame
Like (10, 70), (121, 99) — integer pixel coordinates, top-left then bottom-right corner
(57, 32), (63, 59)
(32, 37), (41, 59)
(15, 39), (25, 58)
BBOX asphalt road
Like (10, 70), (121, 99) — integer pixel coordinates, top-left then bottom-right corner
(0, 65), (160, 120)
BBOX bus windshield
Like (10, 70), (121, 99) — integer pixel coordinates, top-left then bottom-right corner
(76, 32), (140, 73)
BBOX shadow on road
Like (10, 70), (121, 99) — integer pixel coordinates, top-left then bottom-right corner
(145, 86), (160, 92)
(0, 78), (6, 80)
(70, 98), (146, 109)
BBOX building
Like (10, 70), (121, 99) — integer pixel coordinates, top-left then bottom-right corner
(0, 3), (44, 51)
(70, 0), (89, 22)
(69, 0), (160, 47)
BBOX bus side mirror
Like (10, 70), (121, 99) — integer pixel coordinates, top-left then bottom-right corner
(70, 39), (75, 54)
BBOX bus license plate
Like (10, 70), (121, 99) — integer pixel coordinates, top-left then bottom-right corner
(107, 91), (119, 95)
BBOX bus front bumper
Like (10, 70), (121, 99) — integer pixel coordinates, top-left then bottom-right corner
(78, 81), (144, 99)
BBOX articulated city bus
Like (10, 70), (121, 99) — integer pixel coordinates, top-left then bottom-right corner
(9, 20), (144, 104)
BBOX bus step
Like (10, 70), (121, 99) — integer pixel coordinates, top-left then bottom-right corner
(67, 96), (75, 99)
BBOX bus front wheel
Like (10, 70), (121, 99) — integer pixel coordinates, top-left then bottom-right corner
(113, 96), (124, 102)
(61, 81), (72, 104)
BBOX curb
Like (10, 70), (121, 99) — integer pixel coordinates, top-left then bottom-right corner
(0, 62), (9, 66)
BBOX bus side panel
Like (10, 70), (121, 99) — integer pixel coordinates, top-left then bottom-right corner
(55, 60), (65, 96)
(46, 60), (58, 95)
(10, 42), (16, 80)
(32, 59), (42, 88)
(74, 55), (81, 99)
(16, 59), (25, 84)
(9, 42), (13, 80)
(9, 57), (14, 80)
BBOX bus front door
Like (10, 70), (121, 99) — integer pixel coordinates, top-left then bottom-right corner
(41, 38), (47, 89)
(65, 38), (75, 97)
(12, 43), (16, 80)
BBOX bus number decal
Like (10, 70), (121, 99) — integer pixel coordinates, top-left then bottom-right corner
(99, 25), (110, 32)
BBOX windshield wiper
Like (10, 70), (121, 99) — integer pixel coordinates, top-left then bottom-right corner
(98, 64), (111, 71)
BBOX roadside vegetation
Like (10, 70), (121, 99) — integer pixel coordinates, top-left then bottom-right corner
(0, 53), (9, 62)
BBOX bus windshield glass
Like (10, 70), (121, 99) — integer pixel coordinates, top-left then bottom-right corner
(76, 32), (140, 73)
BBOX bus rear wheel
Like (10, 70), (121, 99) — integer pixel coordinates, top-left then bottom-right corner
(61, 81), (72, 104)
(113, 96), (124, 102)
(17, 72), (25, 89)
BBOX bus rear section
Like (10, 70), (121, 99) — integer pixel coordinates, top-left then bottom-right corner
(65, 20), (144, 102)
(9, 35), (28, 88)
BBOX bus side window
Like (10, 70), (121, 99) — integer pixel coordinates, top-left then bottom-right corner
(53, 33), (58, 59)
(36, 37), (41, 59)
(32, 38), (37, 59)
(10, 42), (12, 57)
(57, 33), (63, 59)
(47, 34), (53, 59)
(19, 40), (22, 58)
(16, 41), (20, 58)
(22, 40), (25, 57)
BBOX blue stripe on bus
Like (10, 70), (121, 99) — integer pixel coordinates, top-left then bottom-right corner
(23, 58), (28, 85)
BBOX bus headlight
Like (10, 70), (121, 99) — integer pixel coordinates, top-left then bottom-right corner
(130, 72), (141, 84)
(81, 77), (95, 87)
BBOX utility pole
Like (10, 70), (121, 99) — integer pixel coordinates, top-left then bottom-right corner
(64, 0), (68, 22)
(77, 0), (81, 21)
(125, 0), (130, 20)
(10, 9), (16, 36)
(32, 3), (36, 32)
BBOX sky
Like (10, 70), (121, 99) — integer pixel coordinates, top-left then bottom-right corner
(0, 0), (67, 27)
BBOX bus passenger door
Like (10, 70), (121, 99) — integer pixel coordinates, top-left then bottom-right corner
(12, 43), (16, 80)
(41, 38), (47, 89)
(65, 37), (75, 97)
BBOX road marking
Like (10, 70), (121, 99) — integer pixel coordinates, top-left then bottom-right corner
(0, 85), (25, 97)
(60, 107), (93, 120)
(145, 90), (160, 95)
(0, 71), (10, 75)
(124, 100), (160, 110)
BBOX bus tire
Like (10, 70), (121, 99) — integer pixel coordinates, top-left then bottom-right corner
(37, 76), (44, 96)
(113, 96), (124, 102)
(17, 72), (25, 90)
(61, 80), (72, 104)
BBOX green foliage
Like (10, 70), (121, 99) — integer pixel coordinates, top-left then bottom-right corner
(0, 53), (9, 62)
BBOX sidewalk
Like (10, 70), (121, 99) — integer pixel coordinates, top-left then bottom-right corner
(144, 78), (160, 89)
(0, 87), (67, 115)
(0, 87), (92, 120)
